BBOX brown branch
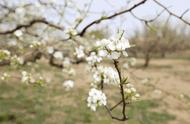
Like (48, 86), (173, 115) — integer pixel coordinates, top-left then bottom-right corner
(153, 0), (190, 26)
(0, 19), (64, 35)
(105, 106), (128, 121)
(79, 0), (147, 36)
(181, 9), (189, 18)
(131, 8), (166, 25)
(113, 60), (128, 120)
(110, 100), (123, 111)
(110, 100), (130, 111)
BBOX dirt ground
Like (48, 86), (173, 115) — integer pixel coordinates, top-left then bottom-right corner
(130, 59), (190, 124)
(71, 58), (190, 124)
(0, 58), (190, 124)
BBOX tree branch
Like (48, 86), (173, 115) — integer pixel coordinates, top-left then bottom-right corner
(79, 0), (147, 36)
(0, 19), (64, 35)
(153, 0), (190, 26)
(113, 60), (128, 120)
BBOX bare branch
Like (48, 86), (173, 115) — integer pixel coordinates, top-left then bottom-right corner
(113, 60), (128, 120)
(153, 0), (190, 25)
(131, 8), (165, 24)
(181, 9), (189, 18)
(79, 0), (147, 36)
(105, 106), (128, 121)
(0, 19), (64, 35)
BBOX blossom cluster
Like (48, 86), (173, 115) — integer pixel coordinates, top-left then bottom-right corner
(74, 45), (85, 59)
(62, 58), (75, 91)
(47, 47), (63, 60)
(0, 50), (11, 61)
(87, 88), (107, 111)
(95, 31), (130, 59)
(47, 47), (65, 60)
(92, 66), (119, 87)
(0, 50), (23, 68)
(62, 57), (76, 76)
(1, 73), (10, 81)
(65, 28), (77, 36)
(86, 52), (102, 65)
(53, 51), (64, 60)
(21, 71), (34, 84)
(1, 28), (139, 117)
(0, 50), (24, 68)
(63, 80), (74, 91)
(124, 83), (140, 102)
(46, 46), (76, 90)
(47, 47), (54, 54)
(85, 32), (140, 112)
(14, 30), (23, 37)
(10, 55), (24, 67)
(123, 57), (137, 70)
(21, 71), (46, 86)
(85, 32), (131, 66)
(30, 41), (42, 48)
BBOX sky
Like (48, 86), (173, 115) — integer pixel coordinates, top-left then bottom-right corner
(70, 0), (190, 36)
(1, 0), (190, 37)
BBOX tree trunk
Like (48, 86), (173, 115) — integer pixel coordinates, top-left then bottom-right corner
(161, 52), (166, 58)
(144, 53), (150, 67)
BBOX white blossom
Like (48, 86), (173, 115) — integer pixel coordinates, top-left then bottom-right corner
(123, 63), (129, 70)
(15, 7), (25, 15)
(96, 39), (110, 48)
(14, 30), (23, 37)
(95, 32), (130, 59)
(92, 66), (119, 86)
(87, 88), (107, 111)
(53, 51), (63, 60)
(128, 58), (137, 66)
(0, 50), (10, 56)
(108, 51), (121, 59)
(30, 41), (42, 48)
(10, 55), (24, 66)
(122, 51), (128, 57)
(15, 7), (25, 19)
(0, 50), (11, 61)
(62, 57), (71, 68)
(104, 36), (130, 52)
(47, 47), (54, 54)
(21, 71), (46, 86)
(65, 28), (77, 36)
(98, 50), (108, 57)
(69, 68), (76, 76)
(1, 73), (10, 81)
(124, 83), (140, 102)
(21, 71), (34, 84)
(63, 80), (74, 91)
(75, 45), (85, 59)
(86, 52), (102, 65)
(34, 2), (41, 8)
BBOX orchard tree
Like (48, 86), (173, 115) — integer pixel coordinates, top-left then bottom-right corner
(130, 22), (190, 67)
(0, 0), (190, 121)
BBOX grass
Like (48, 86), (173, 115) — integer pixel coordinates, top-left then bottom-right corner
(0, 64), (176, 124)
(0, 82), (175, 124)
(0, 82), (49, 124)
(127, 100), (175, 124)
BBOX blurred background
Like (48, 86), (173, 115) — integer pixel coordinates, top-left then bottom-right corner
(0, 0), (190, 124)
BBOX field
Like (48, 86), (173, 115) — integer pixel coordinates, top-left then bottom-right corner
(0, 58), (189, 124)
